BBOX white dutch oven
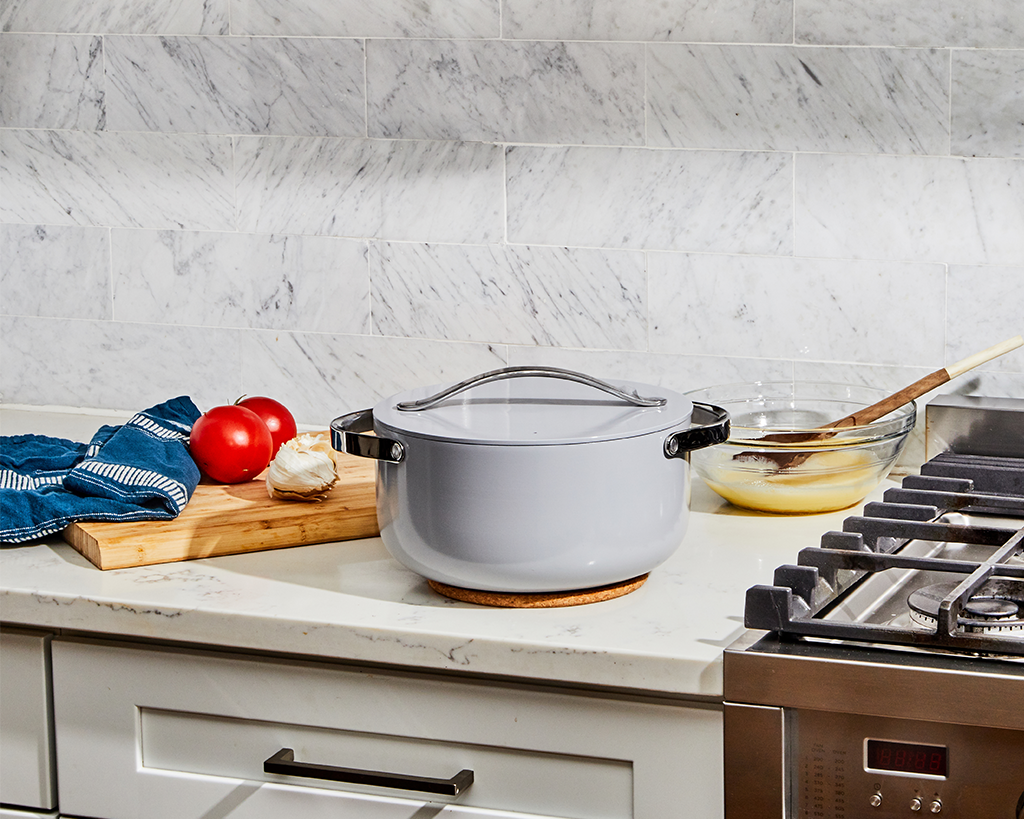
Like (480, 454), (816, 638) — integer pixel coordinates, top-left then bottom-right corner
(331, 367), (729, 593)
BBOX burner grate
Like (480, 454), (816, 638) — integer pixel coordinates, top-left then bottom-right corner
(745, 452), (1024, 656)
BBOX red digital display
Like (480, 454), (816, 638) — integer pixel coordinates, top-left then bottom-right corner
(866, 739), (948, 777)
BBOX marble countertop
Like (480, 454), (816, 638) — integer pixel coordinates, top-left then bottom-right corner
(0, 407), (893, 699)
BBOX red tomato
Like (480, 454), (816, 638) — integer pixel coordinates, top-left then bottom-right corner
(236, 396), (297, 456)
(189, 405), (273, 484)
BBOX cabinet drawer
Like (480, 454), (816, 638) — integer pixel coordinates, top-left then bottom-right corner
(51, 639), (722, 818)
(0, 627), (56, 812)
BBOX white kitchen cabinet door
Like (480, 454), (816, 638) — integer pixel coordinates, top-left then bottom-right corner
(0, 628), (57, 812)
(51, 638), (723, 819)
(0, 810), (57, 818)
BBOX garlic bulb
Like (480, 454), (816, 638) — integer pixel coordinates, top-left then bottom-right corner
(266, 433), (338, 501)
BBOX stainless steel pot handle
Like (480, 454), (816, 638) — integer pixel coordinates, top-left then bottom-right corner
(663, 402), (730, 459)
(395, 366), (667, 412)
(331, 409), (406, 463)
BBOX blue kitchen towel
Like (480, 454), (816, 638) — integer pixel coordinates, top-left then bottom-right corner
(0, 396), (202, 544)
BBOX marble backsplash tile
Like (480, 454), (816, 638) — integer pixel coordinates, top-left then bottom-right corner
(946, 266), (1024, 371)
(0, 224), (111, 320)
(2, 0), (1022, 426)
(0, 130), (235, 231)
(647, 44), (949, 154)
(230, 0), (499, 38)
(367, 39), (644, 145)
(502, 0), (792, 43)
(507, 346), (794, 398)
(506, 146), (792, 254)
(370, 242), (647, 350)
(243, 332), (509, 423)
(105, 36), (365, 137)
(0, 34), (105, 130)
(110, 230), (370, 334)
(797, 0), (1024, 48)
(648, 254), (947, 366)
(0, 0), (229, 35)
(795, 154), (1024, 266)
(951, 50), (1024, 159)
(0, 316), (241, 411)
(235, 137), (503, 243)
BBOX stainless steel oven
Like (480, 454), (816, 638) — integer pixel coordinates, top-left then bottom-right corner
(723, 395), (1024, 818)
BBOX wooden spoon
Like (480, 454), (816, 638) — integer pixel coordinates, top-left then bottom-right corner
(734, 335), (1023, 471)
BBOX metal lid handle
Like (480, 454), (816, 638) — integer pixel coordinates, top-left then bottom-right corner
(396, 366), (667, 412)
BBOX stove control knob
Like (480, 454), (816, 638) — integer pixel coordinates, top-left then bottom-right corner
(869, 793), (883, 808)
(911, 796), (923, 811)
(930, 799), (943, 814)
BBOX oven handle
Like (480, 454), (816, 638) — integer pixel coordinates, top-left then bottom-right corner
(263, 748), (474, 796)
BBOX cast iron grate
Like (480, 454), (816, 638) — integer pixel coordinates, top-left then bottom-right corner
(745, 452), (1024, 656)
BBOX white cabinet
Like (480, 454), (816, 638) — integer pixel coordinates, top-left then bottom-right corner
(0, 628), (57, 813)
(51, 639), (723, 818)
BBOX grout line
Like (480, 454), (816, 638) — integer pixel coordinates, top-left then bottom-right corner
(107, 226), (115, 320)
(501, 145), (508, 245)
(791, 152), (798, 256)
(947, 48), (954, 157)
(642, 44), (648, 147)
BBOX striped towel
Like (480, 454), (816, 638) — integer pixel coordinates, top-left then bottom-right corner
(1, 396), (201, 544)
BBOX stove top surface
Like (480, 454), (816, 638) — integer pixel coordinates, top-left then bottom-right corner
(744, 426), (1024, 658)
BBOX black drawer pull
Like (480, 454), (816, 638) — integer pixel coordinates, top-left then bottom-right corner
(263, 748), (474, 796)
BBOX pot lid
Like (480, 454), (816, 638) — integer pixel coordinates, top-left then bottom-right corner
(373, 367), (694, 446)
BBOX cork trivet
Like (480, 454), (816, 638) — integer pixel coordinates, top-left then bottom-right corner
(427, 573), (649, 608)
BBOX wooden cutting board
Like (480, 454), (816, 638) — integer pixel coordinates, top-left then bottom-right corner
(63, 447), (379, 571)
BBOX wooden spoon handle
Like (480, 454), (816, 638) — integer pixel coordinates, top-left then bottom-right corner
(830, 335), (1023, 430)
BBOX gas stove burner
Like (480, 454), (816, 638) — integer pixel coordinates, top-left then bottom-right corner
(908, 582), (1024, 634)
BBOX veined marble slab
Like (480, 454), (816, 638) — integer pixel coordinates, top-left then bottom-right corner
(0, 130), (234, 231)
(0, 224), (111, 321)
(648, 253), (946, 367)
(797, 0), (1024, 48)
(231, 0), (499, 38)
(0, 34), (104, 130)
(647, 44), (949, 155)
(370, 242), (647, 350)
(503, 0), (792, 43)
(105, 36), (365, 137)
(111, 230), (370, 335)
(0, 0), (229, 34)
(946, 266), (1024, 373)
(367, 39), (643, 145)
(795, 153), (1024, 265)
(236, 137), (503, 244)
(242, 331), (509, 425)
(952, 50), (1024, 159)
(0, 316), (240, 412)
(506, 146), (792, 254)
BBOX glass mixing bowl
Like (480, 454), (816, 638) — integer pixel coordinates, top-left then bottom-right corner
(684, 381), (916, 514)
